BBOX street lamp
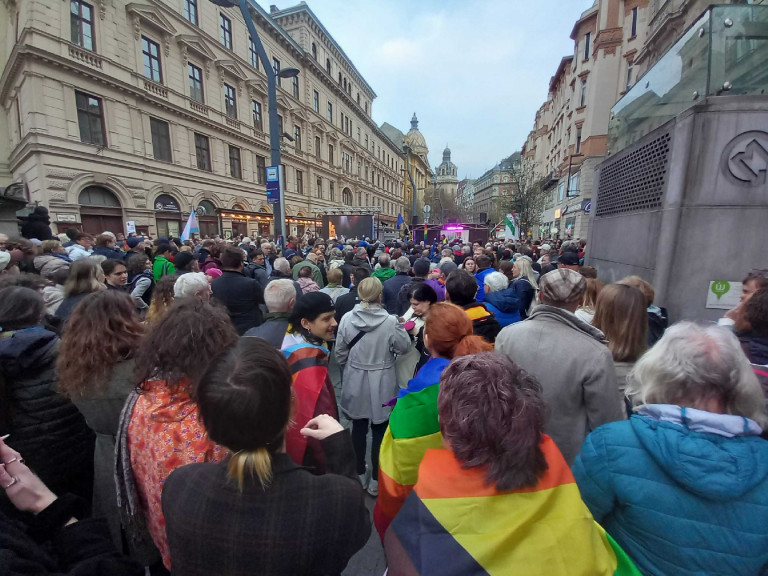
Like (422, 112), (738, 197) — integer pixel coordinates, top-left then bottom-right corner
(209, 0), (298, 245)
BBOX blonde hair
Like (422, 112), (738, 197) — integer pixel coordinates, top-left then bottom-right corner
(357, 277), (383, 306)
(617, 275), (654, 308)
(581, 278), (605, 311)
(514, 258), (538, 290)
(228, 449), (273, 490)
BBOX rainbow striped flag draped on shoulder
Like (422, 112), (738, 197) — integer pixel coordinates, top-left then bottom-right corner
(386, 438), (641, 576)
(374, 357), (449, 539)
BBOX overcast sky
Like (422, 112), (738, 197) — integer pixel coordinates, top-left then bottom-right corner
(272, 0), (592, 178)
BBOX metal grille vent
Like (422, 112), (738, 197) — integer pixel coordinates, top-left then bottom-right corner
(596, 132), (671, 217)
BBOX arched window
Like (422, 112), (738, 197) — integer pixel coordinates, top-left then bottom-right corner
(342, 188), (353, 206)
(311, 43), (317, 60)
(197, 200), (216, 215)
(326, 58), (331, 75)
(79, 185), (121, 207)
(232, 203), (246, 211)
(338, 72), (342, 85)
(343, 78), (347, 90)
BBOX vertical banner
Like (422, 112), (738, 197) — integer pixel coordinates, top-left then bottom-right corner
(180, 211), (199, 241)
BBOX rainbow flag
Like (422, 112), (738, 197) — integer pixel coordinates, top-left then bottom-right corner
(387, 438), (641, 576)
(374, 357), (449, 539)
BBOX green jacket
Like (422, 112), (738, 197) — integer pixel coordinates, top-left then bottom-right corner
(152, 256), (176, 282)
(292, 260), (324, 288)
(372, 267), (396, 282)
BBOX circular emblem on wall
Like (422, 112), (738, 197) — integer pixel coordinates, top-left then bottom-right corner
(721, 130), (768, 186)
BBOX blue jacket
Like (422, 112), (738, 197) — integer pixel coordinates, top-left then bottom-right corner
(573, 405), (768, 576)
(483, 287), (522, 327)
(474, 267), (494, 302)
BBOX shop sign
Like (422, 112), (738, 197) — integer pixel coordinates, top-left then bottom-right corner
(154, 194), (180, 212)
(581, 199), (592, 213)
(57, 214), (78, 223)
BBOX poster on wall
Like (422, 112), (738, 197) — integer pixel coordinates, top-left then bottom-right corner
(706, 281), (742, 310)
(322, 215), (374, 240)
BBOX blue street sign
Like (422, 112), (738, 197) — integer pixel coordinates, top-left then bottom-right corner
(266, 165), (280, 204)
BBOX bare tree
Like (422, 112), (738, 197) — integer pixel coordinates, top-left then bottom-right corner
(502, 157), (548, 238)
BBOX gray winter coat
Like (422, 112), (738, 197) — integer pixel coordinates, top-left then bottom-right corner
(495, 304), (625, 465)
(335, 304), (411, 424)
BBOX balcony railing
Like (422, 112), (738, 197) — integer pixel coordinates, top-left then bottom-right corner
(68, 45), (103, 69)
(143, 79), (168, 99)
(608, 4), (768, 153)
(189, 100), (209, 116)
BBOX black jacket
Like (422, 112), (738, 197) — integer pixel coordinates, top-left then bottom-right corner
(334, 286), (360, 324)
(462, 302), (502, 344)
(0, 329), (94, 504)
(20, 217), (54, 241)
(244, 312), (291, 348)
(267, 270), (303, 302)
(162, 431), (369, 576)
(339, 262), (356, 288)
(211, 270), (265, 335)
(92, 246), (125, 260)
(244, 262), (270, 290)
(382, 273), (412, 315)
(397, 277), (426, 317)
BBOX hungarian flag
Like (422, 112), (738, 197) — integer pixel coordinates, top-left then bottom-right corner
(374, 358), (449, 539)
(387, 438), (641, 576)
(504, 213), (517, 240)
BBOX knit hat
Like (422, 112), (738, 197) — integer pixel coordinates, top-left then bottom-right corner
(127, 236), (145, 249)
(205, 268), (223, 279)
(290, 291), (334, 323)
(538, 268), (586, 304)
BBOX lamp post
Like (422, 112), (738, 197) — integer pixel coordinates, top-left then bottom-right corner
(209, 0), (299, 245)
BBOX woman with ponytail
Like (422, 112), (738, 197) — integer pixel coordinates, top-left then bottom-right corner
(161, 337), (370, 576)
(374, 302), (492, 538)
(115, 298), (238, 571)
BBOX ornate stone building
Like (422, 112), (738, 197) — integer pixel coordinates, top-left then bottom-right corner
(0, 0), (404, 238)
(469, 157), (516, 225)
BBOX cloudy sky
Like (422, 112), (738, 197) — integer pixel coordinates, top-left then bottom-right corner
(272, 0), (592, 178)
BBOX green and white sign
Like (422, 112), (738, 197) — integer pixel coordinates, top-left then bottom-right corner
(706, 280), (742, 310)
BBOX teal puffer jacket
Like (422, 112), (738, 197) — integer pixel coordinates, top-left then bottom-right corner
(573, 405), (768, 576)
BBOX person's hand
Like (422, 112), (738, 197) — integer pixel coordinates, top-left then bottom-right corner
(0, 438), (57, 515)
(301, 414), (344, 440)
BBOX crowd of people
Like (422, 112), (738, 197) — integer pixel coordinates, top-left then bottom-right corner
(1, 214), (768, 575)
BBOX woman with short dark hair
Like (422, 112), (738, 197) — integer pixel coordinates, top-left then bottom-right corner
(385, 353), (635, 575)
(116, 299), (238, 571)
(162, 337), (370, 576)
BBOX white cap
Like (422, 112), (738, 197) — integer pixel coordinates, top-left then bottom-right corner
(242, 237), (252, 244)
(540, 243), (552, 251)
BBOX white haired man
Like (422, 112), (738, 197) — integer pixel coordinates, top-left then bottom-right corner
(244, 279), (297, 348)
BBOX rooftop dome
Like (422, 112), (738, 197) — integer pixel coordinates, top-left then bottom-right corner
(405, 112), (428, 156)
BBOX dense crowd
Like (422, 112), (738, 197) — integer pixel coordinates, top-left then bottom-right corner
(1, 211), (768, 575)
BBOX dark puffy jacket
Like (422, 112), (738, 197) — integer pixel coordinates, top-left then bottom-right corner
(462, 302), (502, 344)
(483, 287), (522, 327)
(382, 273), (412, 315)
(20, 216), (54, 241)
(243, 262), (269, 290)
(648, 306), (668, 347)
(511, 277), (536, 319)
(0, 328), (94, 502)
(92, 246), (125, 260)
(211, 271), (265, 335)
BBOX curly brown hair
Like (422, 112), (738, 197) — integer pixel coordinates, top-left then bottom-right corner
(57, 290), (144, 397)
(145, 273), (177, 324)
(134, 298), (238, 396)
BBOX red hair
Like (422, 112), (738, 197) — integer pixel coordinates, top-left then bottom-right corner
(424, 302), (493, 358)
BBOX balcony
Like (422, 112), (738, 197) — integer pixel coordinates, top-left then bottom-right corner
(143, 79), (168, 99)
(608, 4), (768, 153)
(68, 45), (102, 69)
(225, 116), (240, 130)
(189, 100), (209, 116)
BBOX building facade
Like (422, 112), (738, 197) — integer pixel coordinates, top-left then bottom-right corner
(469, 157), (515, 225)
(0, 0), (404, 239)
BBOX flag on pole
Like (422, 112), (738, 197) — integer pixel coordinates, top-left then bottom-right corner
(396, 213), (405, 230)
(504, 213), (517, 240)
(180, 210), (199, 241)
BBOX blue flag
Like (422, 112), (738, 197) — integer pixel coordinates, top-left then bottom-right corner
(396, 213), (405, 230)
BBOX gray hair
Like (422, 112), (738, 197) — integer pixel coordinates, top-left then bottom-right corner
(356, 246), (367, 257)
(441, 248), (453, 258)
(264, 279), (296, 312)
(274, 257), (291, 274)
(174, 272), (209, 298)
(561, 240), (579, 253)
(627, 322), (767, 426)
(101, 231), (117, 241)
(462, 245), (471, 254)
(395, 256), (411, 273)
(379, 253), (391, 267)
(484, 271), (509, 293)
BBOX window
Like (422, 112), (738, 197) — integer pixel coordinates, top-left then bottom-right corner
(252, 100), (262, 131)
(75, 90), (105, 145)
(365, 134), (368, 148)
(580, 79), (587, 107)
(292, 76), (299, 99)
(150, 118), (171, 162)
(219, 14), (232, 49)
(188, 63), (204, 103)
(558, 180), (565, 202)
(194, 133), (211, 171)
(364, 102), (368, 114)
(297, 169), (304, 194)
(329, 181), (335, 202)
(229, 145), (242, 179)
(294, 125), (301, 151)
(575, 127), (582, 154)
(311, 43), (317, 60)
(316, 177), (322, 199)
(343, 152), (351, 173)
(255, 155), (266, 184)
(626, 59), (634, 91)
(326, 58), (331, 75)
(328, 144), (334, 165)
(338, 72), (342, 85)
(584, 32), (591, 61)
(273, 58), (281, 87)
(313, 90), (319, 112)
(327, 102), (333, 123)
(315, 136), (321, 160)
(277, 114), (283, 136)
(224, 83), (237, 118)
(184, 0), (198, 26)
(249, 36), (258, 69)
(631, 7), (638, 37)
(568, 172), (580, 197)
(70, 0), (94, 51)
(357, 93), (360, 106)
(357, 127), (361, 142)
(141, 36), (162, 83)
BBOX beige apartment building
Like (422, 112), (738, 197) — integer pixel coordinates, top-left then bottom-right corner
(0, 0), (404, 239)
(468, 157), (516, 226)
(523, 0), (651, 240)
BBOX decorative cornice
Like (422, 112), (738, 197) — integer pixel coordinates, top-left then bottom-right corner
(176, 35), (216, 62)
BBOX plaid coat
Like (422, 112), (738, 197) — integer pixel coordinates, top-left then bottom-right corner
(162, 431), (370, 576)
